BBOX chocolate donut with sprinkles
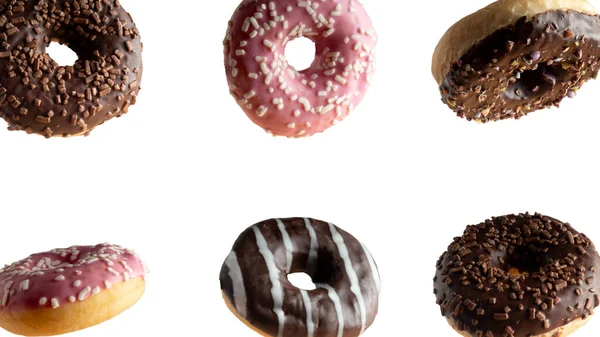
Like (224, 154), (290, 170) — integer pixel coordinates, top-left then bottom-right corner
(220, 217), (381, 337)
(432, 0), (600, 123)
(434, 213), (600, 337)
(224, 0), (376, 137)
(0, 0), (143, 138)
(0, 243), (146, 336)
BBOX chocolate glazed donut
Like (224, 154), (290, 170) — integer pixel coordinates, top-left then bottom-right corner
(0, 0), (142, 138)
(220, 218), (381, 337)
(434, 213), (600, 337)
(432, 0), (600, 122)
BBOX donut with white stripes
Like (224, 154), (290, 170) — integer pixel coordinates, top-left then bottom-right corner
(224, 0), (377, 137)
(220, 218), (380, 337)
(0, 243), (146, 336)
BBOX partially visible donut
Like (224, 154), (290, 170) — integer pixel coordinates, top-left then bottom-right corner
(0, 0), (143, 138)
(220, 217), (381, 337)
(224, 0), (377, 137)
(434, 213), (600, 337)
(0, 243), (146, 336)
(432, 0), (600, 122)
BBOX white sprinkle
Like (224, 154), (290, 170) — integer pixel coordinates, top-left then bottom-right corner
(235, 49), (246, 56)
(123, 272), (130, 282)
(107, 267), (119, 277)
(318, 91), (327, 97)
(104, 280), (112, 289)
(51, 298), (59, 308)
(335, 75), (347, 84)
(324, 69), (336, 76)
(78, 286), (91, 301)
(321, 104), (335, 114)
(263, 39), (275, 51)
(265, 73), (273, 85)
(298, 98), (311, 111)
(92, 286), (101, 295)
(68, 296), (76, 303)
(248, 73), (258, 79)
(20, 279), (29, 291)
(331, 11), (341, 16)
(249, 17), (260, 30)
(298, 1), (309, 7)
(232, 68), (239, 77)
(260, 62), (270, 74)
(323, 28), (335, 37)
(244, 91), (256, 99)
(242, 18), (251, 32)
(286, 6), (293, 12)
(240, 40), (248, 47)
(293, 110), (301, 117)
(73, 280), (82, 287)
(287, 123), (296, 129)
(257, 105), (268, 117)
(39, 297), (47, 306)
(249, 30), (258, 38)
(268, 1), (275, 10)
(54, 275), (65, 282)
(343, 37), (350, 43)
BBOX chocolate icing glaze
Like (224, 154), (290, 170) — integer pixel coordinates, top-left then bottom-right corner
(434, 213), (600, 337)
(439, 10), (600, 122)
(0, 0), (143, 138)
(220, 218), (381, 337)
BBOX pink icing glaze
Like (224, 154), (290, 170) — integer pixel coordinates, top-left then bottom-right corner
(224, 0), (377, 137)
(0, 243), (145, 312)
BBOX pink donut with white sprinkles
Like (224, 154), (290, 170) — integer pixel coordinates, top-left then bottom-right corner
(0, 243), (146, 336)
(224, 0), (377, 137)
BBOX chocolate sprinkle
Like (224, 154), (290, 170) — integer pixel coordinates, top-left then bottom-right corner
(439, 10), (600, 123)
(434, 213), (600, 337)
(0, 0), (143, 138)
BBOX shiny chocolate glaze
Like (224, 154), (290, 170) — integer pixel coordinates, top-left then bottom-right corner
(439, 10), (600, 122)
(434, 213), (600, 337)
(220, 218), (381, 337)
(0, 0), (142, 137)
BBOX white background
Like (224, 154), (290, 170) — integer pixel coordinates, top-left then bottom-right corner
(1, 0), (600, 336)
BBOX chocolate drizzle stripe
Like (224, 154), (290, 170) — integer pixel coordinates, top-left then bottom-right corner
(304, 218), (319, 275)
(276, 219), (294, 273)
(328, 222), (367, 335)
(224, 251), (247, 319)
(317, 283), (344, 337)
(361, 243), (381, 293)
(299, 289), (315, 337)
(253, 226), (285, 337)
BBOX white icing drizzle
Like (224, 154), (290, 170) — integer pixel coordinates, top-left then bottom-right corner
(318, 283), (344, 337)
(276, 219), (294, 273)
(253, 226), (285, 337)
(328, 223), (367, 335)
(360, 243), (381, 293)
(299, 289), (314, 337)
(225, 251), (248, 319)
(303, 218), (319, 275)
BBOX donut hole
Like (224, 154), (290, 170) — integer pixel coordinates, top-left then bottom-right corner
(287, 272), (316, 290)
(503, 64), (565, 102)
(46, 41), (78, 66)
(284, 37), (316, 72)
(492, 245), (552, 276)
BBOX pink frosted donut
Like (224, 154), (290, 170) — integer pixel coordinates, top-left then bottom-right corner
(0, 243), (146, 336)
(224, 0), (377, 137)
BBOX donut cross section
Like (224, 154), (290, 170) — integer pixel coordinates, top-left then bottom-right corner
(220, 218), (381, 337)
